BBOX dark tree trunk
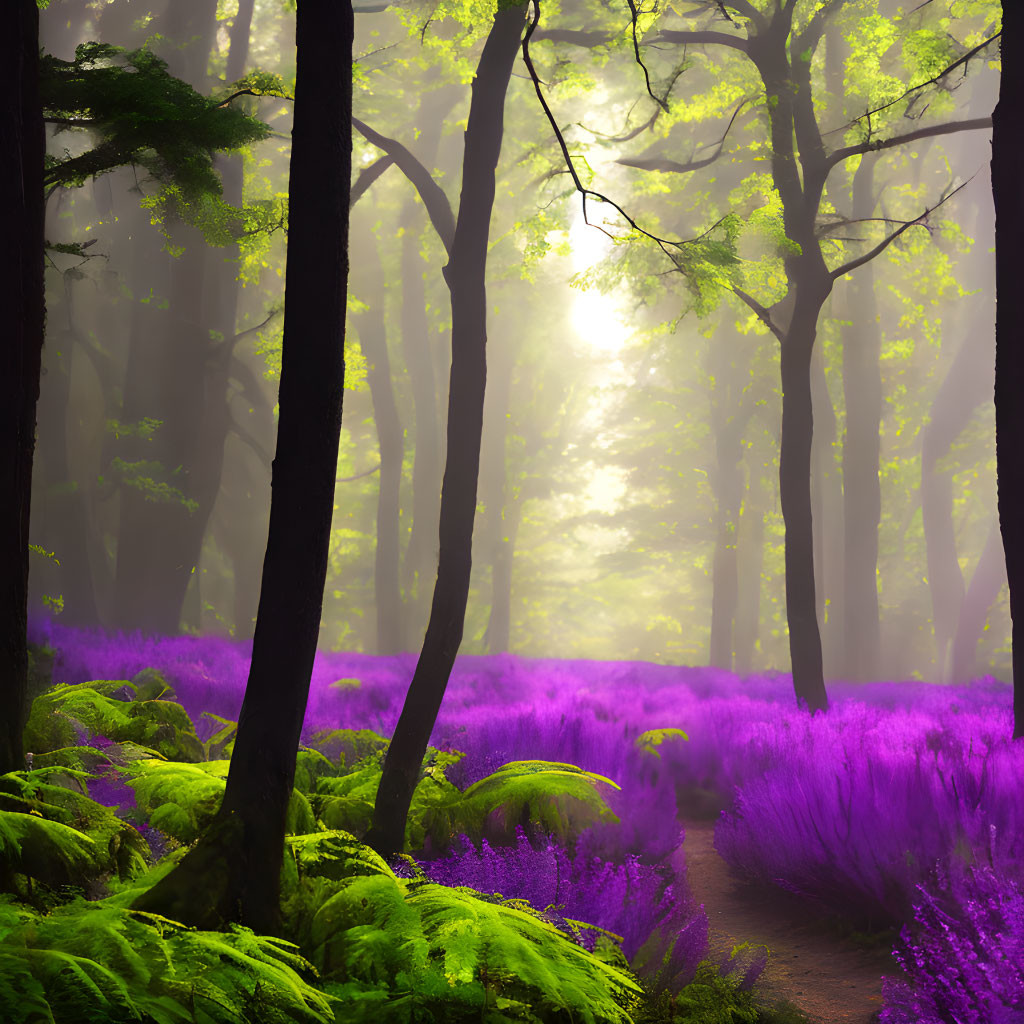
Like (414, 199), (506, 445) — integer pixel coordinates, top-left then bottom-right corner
(0, 1), (44, 776)
(366, 5), (525, 857)
(992, 8), (1024, 737)
(951, 518), (1007, 685)
(354, 232), (405, 654)
(840, 155), (883, 681)
(131, 0), (353, 930)
(780, 302), (829, 711)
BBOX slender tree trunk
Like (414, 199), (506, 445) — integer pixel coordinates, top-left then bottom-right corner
(810, 336), (843, 675)
(0, 0), (44, 776)
(734, 457), (765, 676)
(354, 232), (405, 653)
(951, 518), (1007, 685)
(840, 154), (883, 681)
(366, 5), (525, 857)
(780, 299), (829, 711)
(132, 0), (353, 930)
(992, 8), (1024, 737)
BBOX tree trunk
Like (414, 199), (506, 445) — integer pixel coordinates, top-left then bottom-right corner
(951, 517), (1007, 685)
(840, 154), (883, 681)
(353, 231), (405, 654)
(0, 0), (44, 776)
(734, 456), (765, 676)
(366, 5), (524, 857)
(810, 335), (843, 676)
(992, 7), (1024, 737)
(131, 0), (353, 931)
(780, 300), (829, 711)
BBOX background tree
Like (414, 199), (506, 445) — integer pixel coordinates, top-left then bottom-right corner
(131, 0), (354, 931)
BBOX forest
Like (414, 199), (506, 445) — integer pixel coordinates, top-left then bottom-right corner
(1, 0), (1022, 1021)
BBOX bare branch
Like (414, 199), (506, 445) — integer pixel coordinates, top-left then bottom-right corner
(625, 0), (668, 112)
(650, 28), (750, 54)
(337, 464), (381, 484)
(826, 116), (992, 173)
(351, 154), (395, 208)
(352, 117), (455, 253)
(617, 98), (749, 173)
(829, 179), (970, 281)
(732, 287), (785, 343)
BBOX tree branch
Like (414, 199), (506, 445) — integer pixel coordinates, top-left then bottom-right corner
(826, 116), (992, 173)
(650, 29), (750, 54)
(829, 179), (970, 281)
(352, 117), (455, 252)
(617, 99), (749, 173)
(732, 287), (785, 343)
(531, 28), (617, 46)
(351, 154), (394, 207)
(336, 464), (381, 483)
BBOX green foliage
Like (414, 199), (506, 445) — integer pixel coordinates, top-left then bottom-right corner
(635, 729), (689, 759)
(122, 759), (316, 844)
(633, 961), (807, 1024)
(0, 768), (149, 891)
(440, 760), (620, 849)
(0, 896), (336, 1023)
(300, 863), (640, 1023)
(23, 679), (206, 763)
(308, 727), (388, 767)
(101, 458), (200, 513)
(41, 42), (270, 203)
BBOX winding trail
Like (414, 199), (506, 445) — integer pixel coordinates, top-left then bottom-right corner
(683, 822), (892, 1024)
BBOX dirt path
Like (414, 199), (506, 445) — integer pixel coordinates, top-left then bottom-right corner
(683, 822), (892, 1024)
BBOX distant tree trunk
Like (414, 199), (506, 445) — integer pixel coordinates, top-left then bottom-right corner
(131, 0), (353, 930)
(840, 154), (882, 681)
(992, 8), (1024, 738)
(354, 232), (404, 654)
(708, 340), (752, 671)
(734, 457), (765, 676)
(810, 336), (843, 676)
(951, 518), (1007, 685)
(366, 4), (525, 857)
(921, 335), (992, 679)
(0, 0), (45, 776)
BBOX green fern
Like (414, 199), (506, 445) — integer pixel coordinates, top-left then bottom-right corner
(122, 759), (315, 843)
(0, 769), (149, 888)
(437, 760), (620, 849)
(0, 895), (336, 1023)
(307, 727), (389, 768)
(24, 680), (205, 762)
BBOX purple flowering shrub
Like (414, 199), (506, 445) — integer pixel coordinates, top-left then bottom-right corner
(881, 864), (1024, 1024)
(31, 620), (1023, 1011)
(420, 827), (709, 990)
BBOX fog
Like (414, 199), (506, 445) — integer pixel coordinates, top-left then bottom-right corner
(32, 0), (1004, 687)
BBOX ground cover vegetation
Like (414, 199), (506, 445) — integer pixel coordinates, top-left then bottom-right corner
(2, 0), (1020, 1019)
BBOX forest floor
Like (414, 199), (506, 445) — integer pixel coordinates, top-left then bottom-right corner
(682, 822), (892, 1024)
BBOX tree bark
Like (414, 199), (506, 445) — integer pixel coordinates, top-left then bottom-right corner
(131, 0), (353, 930)
(840, 155), (882, 681)
(992, 7), (1024, 737)
(366, 4), (525, 856)
(0, 0), (45, 776)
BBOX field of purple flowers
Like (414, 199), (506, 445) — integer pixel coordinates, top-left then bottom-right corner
(32, 621), (1024, 1023)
